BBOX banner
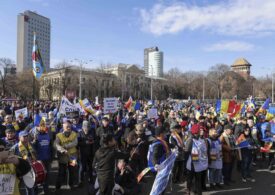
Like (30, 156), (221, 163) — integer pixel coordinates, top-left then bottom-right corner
(74, 103), (85, 115)
(150, 151), (177, 195)
(15, 107), (28, 120)
(147, 108), (158, 119)
(103, 97), (118, 114)
(79, 98), (95, 114)
(59, 96), (79, 115)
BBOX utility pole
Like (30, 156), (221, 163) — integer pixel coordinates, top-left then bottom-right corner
(71, 59), (92, 100)
(202, 76), (205, 101)
(150, 65), (153, 100)
(272, 70), (274, 103)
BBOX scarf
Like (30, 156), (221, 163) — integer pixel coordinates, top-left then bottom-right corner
(171, 131), (183, 147)
(18, 141), (36, 161)
(157, 138), (170, 157)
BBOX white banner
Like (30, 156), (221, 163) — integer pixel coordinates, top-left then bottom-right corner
(59, 96), (79, 115)
(15, 107), (28, 120)
(103, 97), (118, 114)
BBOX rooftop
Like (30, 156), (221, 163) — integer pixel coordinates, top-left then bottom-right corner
(231, 58), (251, 67)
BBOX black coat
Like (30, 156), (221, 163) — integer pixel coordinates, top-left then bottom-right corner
(93, 146), (129, 184)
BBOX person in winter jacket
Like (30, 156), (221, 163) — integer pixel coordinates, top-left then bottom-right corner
(93, 134), (129, 195)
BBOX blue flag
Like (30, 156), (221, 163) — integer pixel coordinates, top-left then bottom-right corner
(150, 151), (177, 195)
(215, 100), (221, 113)
(134, 101), (141, 111)
(237, 140), (250, 148)
(33, 113), (42, 127)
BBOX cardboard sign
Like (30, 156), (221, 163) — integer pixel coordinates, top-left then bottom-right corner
(147, 108), (158, 119)
(0, 174), (15, 195)
(103, 98), (118, 114)
(15, 107), (28, 120)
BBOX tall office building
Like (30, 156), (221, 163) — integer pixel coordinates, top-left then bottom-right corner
(17, 10), (50, 73)
(144, 47), (158, 76)
(148, 51), (163, 77)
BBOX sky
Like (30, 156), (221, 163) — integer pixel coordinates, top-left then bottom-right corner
(1, 0), (275, 77)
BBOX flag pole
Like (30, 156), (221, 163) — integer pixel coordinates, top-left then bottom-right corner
(32, 32), (36, 125)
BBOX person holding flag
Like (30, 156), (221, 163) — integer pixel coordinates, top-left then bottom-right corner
(236, 126), (257, 182)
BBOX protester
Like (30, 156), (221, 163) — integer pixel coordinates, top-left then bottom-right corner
(78, 120), (94, 184)
(208, 128), (223, 189)
(169, 123), (184, 183)
(185, 124), (208, 195)
(220, 125), (236, 185)
(0, 139), (31, 195)
(237, 126), (256, 182)
(55, 120), (79, 190)
(93, 134), (129, 195)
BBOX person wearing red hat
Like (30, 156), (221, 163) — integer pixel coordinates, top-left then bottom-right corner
(185, 124), (209, 195)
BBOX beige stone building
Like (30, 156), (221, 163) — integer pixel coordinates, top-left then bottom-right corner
(40, 64), (167, 101)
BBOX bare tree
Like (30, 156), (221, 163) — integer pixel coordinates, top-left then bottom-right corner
(207, 64), (230, 98)
(0, 58), (15, 97)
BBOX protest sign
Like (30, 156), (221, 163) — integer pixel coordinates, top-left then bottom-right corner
(103, 98), (118, 114)
(15, 107), (28, 120)
(147, 108), (158, 119)
(0, 174), (16, 195)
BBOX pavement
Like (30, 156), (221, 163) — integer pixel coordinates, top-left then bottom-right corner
(32, 159), (275, 195)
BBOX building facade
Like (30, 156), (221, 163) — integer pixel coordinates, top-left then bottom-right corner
(148, 51), (163, 77)
(144, 47), (158, 76)
(231, 58), (251, 79)
(40, 64), (167, 101)
(17, 10), (50, 72)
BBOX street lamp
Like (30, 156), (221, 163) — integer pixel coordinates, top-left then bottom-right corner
(149, 65), (154, 100)
(70, 59), (92, 99)
(272, 70), (274, 103)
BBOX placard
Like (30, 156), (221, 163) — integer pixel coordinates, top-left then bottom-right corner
(15, 107), (28, 120)
(103, 98), (118, 114)
(0, 174), (15, 195)
(147, 108), (158, 119)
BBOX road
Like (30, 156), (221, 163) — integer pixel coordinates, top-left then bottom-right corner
(37, 160), (275, 195)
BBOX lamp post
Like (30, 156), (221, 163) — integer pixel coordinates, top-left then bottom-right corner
(70, 59), (92, 99)
(272, 70), (274, 103)
(149, 65), (154, 100)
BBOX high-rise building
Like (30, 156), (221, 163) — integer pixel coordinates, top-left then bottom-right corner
(17, 10), (50, 73)
(144, 47), (158, 76)
(148, 51), (163, 78)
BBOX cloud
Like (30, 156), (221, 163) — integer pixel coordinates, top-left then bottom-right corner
(139, 0), (275, 36)
(204, 41), (255, 52)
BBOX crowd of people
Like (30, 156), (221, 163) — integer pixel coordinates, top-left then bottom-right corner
(0, 99), (275, 195)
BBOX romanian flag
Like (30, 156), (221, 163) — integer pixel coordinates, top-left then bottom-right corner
(216, 100), (237, 114)
(124, 96), (133, 111)
(256, 98), (270, 116)
(32, 32), (45, 79)
(230, 103), (242, 118)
